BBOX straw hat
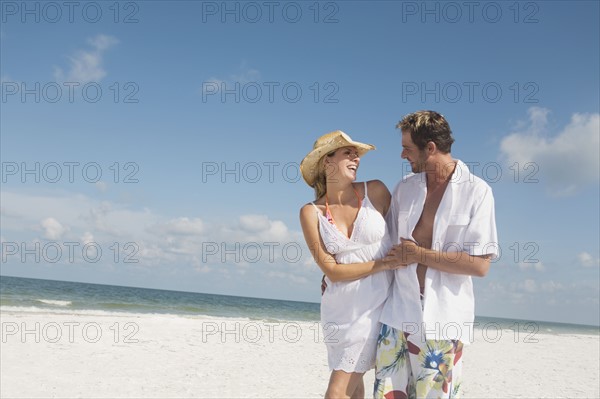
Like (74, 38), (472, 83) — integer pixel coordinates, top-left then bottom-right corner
(300, 130), (375, 187)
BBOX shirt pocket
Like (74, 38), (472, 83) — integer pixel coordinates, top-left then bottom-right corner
(444, 213), (470, 246)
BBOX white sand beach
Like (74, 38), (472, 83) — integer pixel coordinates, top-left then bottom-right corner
(1, 310), (598, 398)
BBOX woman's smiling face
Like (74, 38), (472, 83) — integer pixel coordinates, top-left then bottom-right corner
(325, 146), (361, 182)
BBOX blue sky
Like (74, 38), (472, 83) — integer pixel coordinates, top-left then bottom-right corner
(1, 1), (599, 325)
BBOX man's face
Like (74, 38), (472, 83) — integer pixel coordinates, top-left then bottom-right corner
(401, 131), (427, 173)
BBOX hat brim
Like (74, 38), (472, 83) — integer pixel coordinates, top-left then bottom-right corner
(300, 133), (375, 187)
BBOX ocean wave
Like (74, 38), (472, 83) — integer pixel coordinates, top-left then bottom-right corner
(0, 306), (255, 322)
(36, 299), (72, 306)
(0, 305), (173, 318)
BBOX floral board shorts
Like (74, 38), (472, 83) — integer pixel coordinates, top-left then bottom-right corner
(374, 324), (464, 399)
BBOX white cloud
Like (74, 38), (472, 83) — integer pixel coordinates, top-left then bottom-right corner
(1, 189), (312, 280)
(578, 252), (600, 268)
(239, 214), (270, 232)
(492, 278), (563, 296)
(483, 279), (596, 316)
(87, 35), (118, 51)
(500, 107), (600, 196)
(86, 201), (159, 239)
(196, 265), (211, 274)
(40, 217), (68, 240)
(540, 280), (565, 293)
(521, 279), (537, 293)
(1, 190), (161, 243)
(518, 261), (545, 272)
(153, 217), (205, 235)
(147, 213), (303, 265)
(230, 63), (260, 83)
(236, 214), (292, 242)
(54, 34), (118, 84)
(81, 231), (94, 245)
(265, 270), (309, 284)
(202, 61), (260, 94)
(95, 181), (108, 192)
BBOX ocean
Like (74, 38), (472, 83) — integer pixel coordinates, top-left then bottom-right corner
(1, 275), (598, 336)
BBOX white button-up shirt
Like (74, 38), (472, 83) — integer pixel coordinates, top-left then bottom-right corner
(379, 159), (498, 344)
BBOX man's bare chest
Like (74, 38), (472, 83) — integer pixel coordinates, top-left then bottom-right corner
(412, 186), (447, 248)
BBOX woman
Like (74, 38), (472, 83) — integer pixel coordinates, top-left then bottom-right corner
(299, 130), (399, 399)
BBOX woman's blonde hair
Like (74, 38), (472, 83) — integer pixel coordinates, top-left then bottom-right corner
(312, 151), (336, 200)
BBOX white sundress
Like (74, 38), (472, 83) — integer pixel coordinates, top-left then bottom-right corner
(312, 182), (393, 373)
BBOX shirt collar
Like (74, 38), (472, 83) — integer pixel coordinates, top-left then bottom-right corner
(412, 159), (471, 186)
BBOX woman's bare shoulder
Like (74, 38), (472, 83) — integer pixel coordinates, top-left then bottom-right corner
(366, 179), (391, 195)
(299, 201), (323, 219)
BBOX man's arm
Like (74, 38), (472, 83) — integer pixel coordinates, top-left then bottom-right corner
(387, 238), (491, 277)
(386, 183), (497, 277)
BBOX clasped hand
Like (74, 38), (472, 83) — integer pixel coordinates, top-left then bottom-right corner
(383, 238), (421, 268)
(320, 238), (421, 296)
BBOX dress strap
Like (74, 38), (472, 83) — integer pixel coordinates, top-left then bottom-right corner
(363, 181), (368, 198)
(310, 202), (320, 213)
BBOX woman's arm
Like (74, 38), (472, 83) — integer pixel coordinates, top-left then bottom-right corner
(299, 204), (401, 283)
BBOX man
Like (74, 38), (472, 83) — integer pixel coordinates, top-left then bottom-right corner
(374, 111), (498, 398)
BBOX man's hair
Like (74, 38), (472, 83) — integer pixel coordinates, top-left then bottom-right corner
(396, 110), (454, 153)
